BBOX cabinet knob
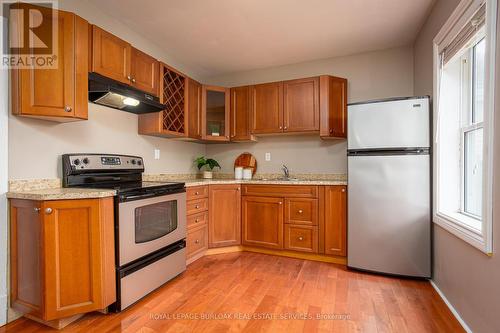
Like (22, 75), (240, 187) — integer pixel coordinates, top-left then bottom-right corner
(298, 209), (303, 214)
(45, 208), (53, 214)
(195, 191), (199, 195)
(298, 236), (304, 241)
(131, 78), (136, 83)
(284, 126), (288, 130)
(195, 205), (199, 209)
(341, 188), (346, 192)
(195, 219), (199, 223)
(329, 129), (333, 134)
(279, 201), (282, 205)
(279, 126), (283, 130)
(195, 239), (200, 244)
(236, 187), (240, 191)
(64, 106), (72, 112)
(127, 75), (132, 81)
(33, 207), (41, 213)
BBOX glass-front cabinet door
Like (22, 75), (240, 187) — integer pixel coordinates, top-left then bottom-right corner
(202, 85), (230, 141)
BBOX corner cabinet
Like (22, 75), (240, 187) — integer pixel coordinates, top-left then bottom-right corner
(208, 185), (241, 248)
(10, 198), (115, 327)
(202, 85), (230, 142)
(319, 75), (348, 139)
(242, 196), (284, 249)
(230, 86), (256, 142)
(11, 4), (88, 122)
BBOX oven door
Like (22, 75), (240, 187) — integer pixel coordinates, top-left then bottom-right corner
(118, 192), (186, 266)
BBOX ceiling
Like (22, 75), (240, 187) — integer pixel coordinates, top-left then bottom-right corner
(88, 0), (435, 78)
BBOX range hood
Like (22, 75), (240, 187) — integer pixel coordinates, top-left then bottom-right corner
(88, 72), (164, 114)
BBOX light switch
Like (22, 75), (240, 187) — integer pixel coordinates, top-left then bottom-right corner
(265, 152), (271, 161)
(154, 149), (160, 160)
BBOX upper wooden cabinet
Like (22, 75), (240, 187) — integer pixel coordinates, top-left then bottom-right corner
(91, 25), (131, 85)
(91, 26), (159, 96)
(283, 77), (320, 132)
(10, 198), (115, 325)
(187, 78), (203, 140)
(230, 86), (255, 141)
(202, 85), (230, 141)
(208, 185), (241, 248)
(320, 75), (348, 139)
(323, 185), (347, 256)
(242, 196), (284, 249)
(11, 5), (88, 122)
(251, 82), (283, 134)
(130, 47), (159, 96)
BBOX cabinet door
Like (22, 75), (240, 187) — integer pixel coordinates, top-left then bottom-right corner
(320, 76), (348, 138)
(187, 224), (208, 259)
(242, 196), (283, 249)
(91, 25), (131, 84)
(324, 186), (347, 256)
(42, 199), (106, 320)
(251, 82), (283, 134)
(209, 185), (241, 248)
(12, 6), (88, 120)
(187, 78), (202, 139)
(202, 85), (230, 141)
(230, 86), (255, 141)
(283, 77), (319, 132)
(131, 47), (159, 96)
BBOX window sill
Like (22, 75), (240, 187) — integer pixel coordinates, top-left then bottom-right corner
(434, 212), (491, 255)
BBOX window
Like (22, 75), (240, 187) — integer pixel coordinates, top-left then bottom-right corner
(433, 0), (496, 254)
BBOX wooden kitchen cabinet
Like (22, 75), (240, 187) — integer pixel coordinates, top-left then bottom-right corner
(187, 78), (203, 139)
(208, 185), (241, 248)
(10, 198), (115, 326)
(320, 75), (348, 139)
(11, 4), (89, 122)
(202, 85), (230, 141)
(242, 196), (284, 249)
(186, 186), (209, 262)
(230, 86), (255, 141)
(91, 25), (131, 84)
(130, 47), (159, 96)
(283, 77), (320, 132)
(323, 185), (347, 256)
(251, 82), (284, 134)
(284, 224), (318, 253)
(187, 223), (209, 259)
(285, 198), (318, 225)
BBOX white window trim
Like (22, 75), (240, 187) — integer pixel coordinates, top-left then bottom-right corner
(433, 0), (497, 254)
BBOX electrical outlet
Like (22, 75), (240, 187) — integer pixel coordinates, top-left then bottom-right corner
(265, 152), (271, 161)
(154, 149), (160, 160)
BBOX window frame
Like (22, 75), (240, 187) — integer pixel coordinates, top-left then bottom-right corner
(433, 0), (496, 254)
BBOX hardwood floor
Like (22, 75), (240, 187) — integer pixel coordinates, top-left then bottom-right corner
(2, 252), (464, 333)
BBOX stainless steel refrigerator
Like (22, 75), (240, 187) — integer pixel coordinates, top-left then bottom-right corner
(347, 96), (431, 278)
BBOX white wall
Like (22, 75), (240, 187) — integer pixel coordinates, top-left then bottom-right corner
(8, 0), (206, 180)
(414, 1), (500, 332)
(206, 46), (414, 175)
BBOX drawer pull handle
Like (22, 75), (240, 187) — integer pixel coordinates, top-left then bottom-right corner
(195, 191), (199, 195)
(34, 207), (41, 213)
(45, 208), (53, 214)
(195, 239), (200, 244)
(279, 202), (282, 205)
(298, 236), (304, 241)
(195, 219), (199, 223)
(341, 189), (346, 192)
(298, 209), (303, 214)
(195, 205), (199, 209)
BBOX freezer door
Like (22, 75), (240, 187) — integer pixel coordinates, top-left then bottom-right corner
(348, 97), (430, 150)
(347, 154), (431, 277)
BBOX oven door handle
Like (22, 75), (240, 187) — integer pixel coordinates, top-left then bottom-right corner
(120, 192), (159, 202)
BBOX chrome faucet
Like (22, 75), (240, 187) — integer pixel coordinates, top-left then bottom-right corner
(281, 164), (290, 179)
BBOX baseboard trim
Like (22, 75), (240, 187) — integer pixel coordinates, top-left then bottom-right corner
(430, 280), (472, 333)
(203, 245), (347, 265)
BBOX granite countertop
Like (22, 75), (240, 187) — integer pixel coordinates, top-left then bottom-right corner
(7, 174), (347, 200)
(6, 187), (117, 201)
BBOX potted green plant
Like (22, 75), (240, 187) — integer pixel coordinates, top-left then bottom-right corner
(195, 156), (221, 179)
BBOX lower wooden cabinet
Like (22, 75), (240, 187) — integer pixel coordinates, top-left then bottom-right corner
(284, 224), (318, 253)
(187, 224), (208, 259)
(242, 196), (284, 249)
(208, 185), (241, 248)
(9, 198), (115, 322)
(323, 185), (347, 256)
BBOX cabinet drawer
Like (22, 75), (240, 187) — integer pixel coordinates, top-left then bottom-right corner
(186, 186), (209, 200)
(242, 185), (318, 198)
(284, 225), (318, 253)
(187, 224), (208, 258)
(186, 198), (208, 215)
(285, 198), (318, 225)
(187, 211), (208, 229)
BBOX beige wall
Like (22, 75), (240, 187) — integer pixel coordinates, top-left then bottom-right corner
(414, 1), (500, 332)
(205, 46), (414, 175)
(8, 0), (206, 180)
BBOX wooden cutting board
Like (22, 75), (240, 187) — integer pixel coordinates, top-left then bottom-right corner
(234, 153), (257, 175)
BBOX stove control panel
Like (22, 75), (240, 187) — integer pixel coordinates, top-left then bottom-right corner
(64, 154), (144, 171)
